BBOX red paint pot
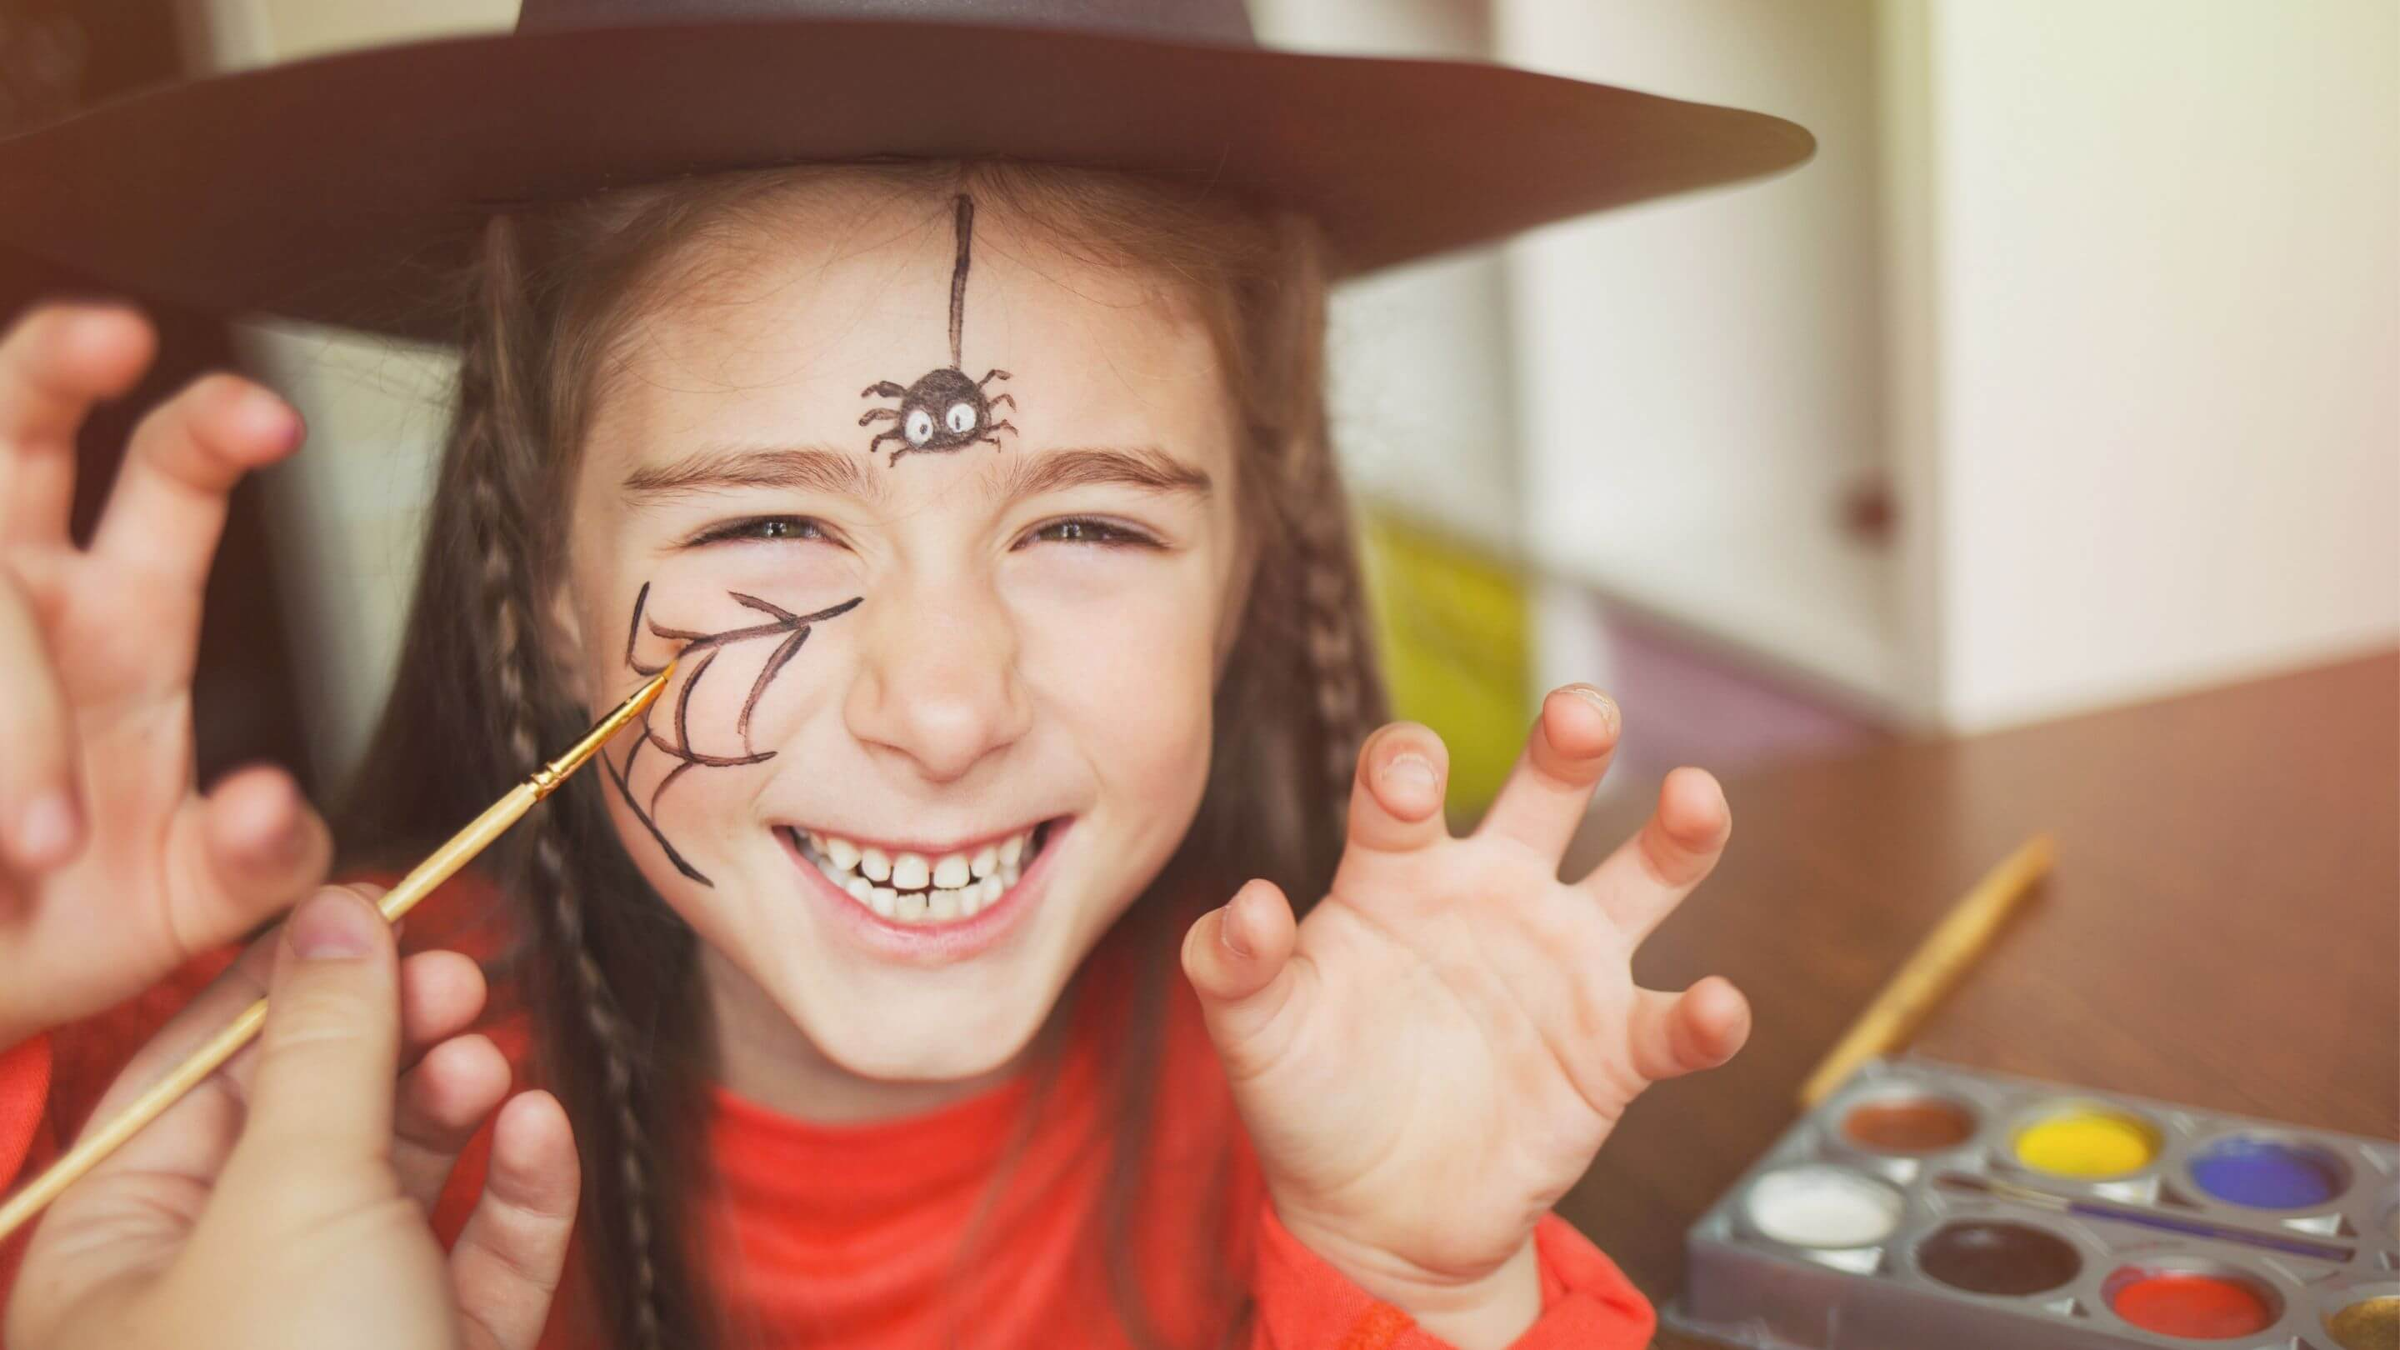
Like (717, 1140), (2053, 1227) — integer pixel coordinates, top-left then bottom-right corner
(2107, 1268), (2278, 1339)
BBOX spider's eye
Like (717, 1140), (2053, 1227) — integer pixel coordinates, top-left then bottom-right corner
(904, 408), (936, 446)
(945, 401), (978, 435)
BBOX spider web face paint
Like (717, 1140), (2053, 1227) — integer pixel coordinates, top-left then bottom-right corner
(859, 195), (1017, 467)
(602, 581), (863, 887)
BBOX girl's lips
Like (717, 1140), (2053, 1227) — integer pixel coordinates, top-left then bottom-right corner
(776, 818), (1069, 966)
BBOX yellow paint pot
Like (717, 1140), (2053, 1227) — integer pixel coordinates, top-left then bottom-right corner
(2013, 1107), (2160, 1179)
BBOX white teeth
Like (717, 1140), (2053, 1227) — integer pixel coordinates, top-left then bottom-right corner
(799, 824), (1044, 925)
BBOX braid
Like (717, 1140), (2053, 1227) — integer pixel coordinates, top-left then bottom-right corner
(1296, 505), (1380, 825)
(461, 215), (673, 1350)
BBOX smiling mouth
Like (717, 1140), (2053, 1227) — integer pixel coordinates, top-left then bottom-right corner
(777, 821), (1058, 926)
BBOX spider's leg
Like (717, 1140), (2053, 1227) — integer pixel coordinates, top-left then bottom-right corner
(858, 407), (900, 426)
(987, 393), (1017, 413)
(867, 427), (908, 458)
(862, 380), (910, 399)
(886, 443), (914, 467)
(977, 368), (1012, 388)
(986, 419), (1018, 438)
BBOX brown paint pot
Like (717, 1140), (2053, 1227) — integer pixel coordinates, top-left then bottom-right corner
(1843, 1096), (1978, 1153)
(1916, 1220), (2082, 1297)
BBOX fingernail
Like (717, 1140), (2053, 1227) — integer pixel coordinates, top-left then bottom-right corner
(1568, 685), (1620, 731)
(15, 792), (80, 864)
(1219, 904), (1253, 958)
(289, 890), (377, 961)
(1386, 752), (1436, 792)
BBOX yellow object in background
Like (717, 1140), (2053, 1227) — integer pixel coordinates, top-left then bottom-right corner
(1357, 509), (1532, 825)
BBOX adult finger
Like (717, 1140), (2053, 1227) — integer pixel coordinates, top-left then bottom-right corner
(392, 1032), (512, 1215)
(45, 915), (477, 1243)
(222, 888), (402, 1195)
(1625, 977), (1752, 1084)
(1474, 685), (1620, 860)
(1573, 767), (1732, 944)
(0, 569), (81, 872)
(0, 302), (154, 549)
(90, 371), (302, 591)
(452, 1092), (579, 1350)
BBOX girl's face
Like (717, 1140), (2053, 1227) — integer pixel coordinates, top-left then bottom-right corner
(557, 188), (1245, 1083)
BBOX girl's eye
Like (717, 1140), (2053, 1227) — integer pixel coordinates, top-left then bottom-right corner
(689, 516), (831, 546)
(1021, 517), (1158, 549)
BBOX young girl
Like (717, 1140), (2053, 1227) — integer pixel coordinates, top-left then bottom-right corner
(0, 7), (1809, 1348)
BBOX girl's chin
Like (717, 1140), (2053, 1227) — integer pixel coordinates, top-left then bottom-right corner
(792, 983), (1057, 1084)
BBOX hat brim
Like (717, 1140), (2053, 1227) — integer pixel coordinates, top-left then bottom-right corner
(0, 17), (1813, 343)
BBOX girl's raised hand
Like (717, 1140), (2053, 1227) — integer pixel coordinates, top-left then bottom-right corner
(1183, 687), (1747, 1346)
(0, 303), (326, 1049)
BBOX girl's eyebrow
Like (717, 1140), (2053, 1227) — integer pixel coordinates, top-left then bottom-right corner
(620, 444), (887, 505)
(621, 443), (1212, 508)
(991, 447), (1213, 502)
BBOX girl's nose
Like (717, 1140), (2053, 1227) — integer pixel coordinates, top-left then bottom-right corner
(843, 576), (1032, 783)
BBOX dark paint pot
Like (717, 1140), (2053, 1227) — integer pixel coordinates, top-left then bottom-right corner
(1916, 1220), (2081, 1297)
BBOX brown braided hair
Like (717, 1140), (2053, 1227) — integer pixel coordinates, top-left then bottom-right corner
(338, 160), (1384, 1350)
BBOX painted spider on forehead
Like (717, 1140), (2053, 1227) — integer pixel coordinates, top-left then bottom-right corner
(859, 194), (1017, 466)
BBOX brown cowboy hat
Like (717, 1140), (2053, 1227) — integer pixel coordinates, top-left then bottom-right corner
(0, 0), (1813, 343)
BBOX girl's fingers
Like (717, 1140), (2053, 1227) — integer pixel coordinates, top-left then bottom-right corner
(196, 763), (333, 935)
(1625, 977), (1751, 1084)
(0, 302), (155, 549)
(1342, 723), (1451, 857)
(450, 1091), (579, 1350)
(1181, 878), (1305, 1067)
(1574, 767), (1732, 944)
(91, 371), (302, 592)
(0, 569), (81, 873)
(391, 1033), (512, 1215)
(1474, 685), (1620, 860)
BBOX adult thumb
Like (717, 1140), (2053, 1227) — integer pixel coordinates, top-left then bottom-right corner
(226, 887), (402, 1186)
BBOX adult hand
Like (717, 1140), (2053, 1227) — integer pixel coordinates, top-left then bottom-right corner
(6, 886), (581, 1350)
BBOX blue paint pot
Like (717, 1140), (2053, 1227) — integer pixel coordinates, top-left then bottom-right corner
(2189, 1136), (2346, 1209)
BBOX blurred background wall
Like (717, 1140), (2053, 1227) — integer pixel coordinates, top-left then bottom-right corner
(130, 0), (2400, 806)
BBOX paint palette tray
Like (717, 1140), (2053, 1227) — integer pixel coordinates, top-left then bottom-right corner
(1663, 1058), (2399, 1349)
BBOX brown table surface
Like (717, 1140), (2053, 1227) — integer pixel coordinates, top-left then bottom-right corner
(1550, 651), (2400, 1346)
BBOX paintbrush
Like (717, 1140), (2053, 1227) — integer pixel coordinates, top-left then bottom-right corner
(0, 665), (674, 1244)
(1797, 834), (2055, 1108)
(1933, 1172), (2354, 1263)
